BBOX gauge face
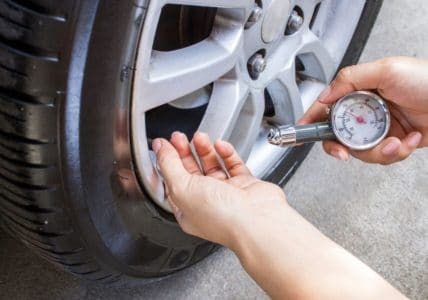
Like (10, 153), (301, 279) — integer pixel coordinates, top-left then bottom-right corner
(331, 92), (390, 150)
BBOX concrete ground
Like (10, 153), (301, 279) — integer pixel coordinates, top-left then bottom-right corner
(1, 1), (427, 299)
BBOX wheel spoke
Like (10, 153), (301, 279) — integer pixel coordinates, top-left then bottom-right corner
(298, 29), (337, 83)
(266, 28), (337, 123)
(198, 79), (250, 142)
(295, 0), (323, 18)
(134, 0), (250, 112)
(230, 88), (266, 161)
(141, 39), (242, 112)
(271, 60), (304, 124)
(299, 80), (328, 112)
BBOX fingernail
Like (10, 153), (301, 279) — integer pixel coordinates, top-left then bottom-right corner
(194, 131), (209, 141)
(408, 132), (422, 148)
(152, 139), (162, 154)
(317, 86), (331, 103)
(171, 131), (186, 141)
(216, 139), (227, 146)
(382, 141), (400, 155)
(171, 131), (182, 138)
(331, 149), (349, 161)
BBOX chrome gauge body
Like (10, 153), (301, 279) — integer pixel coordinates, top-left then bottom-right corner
(331, 91), (390, 150)
(267, 91), (391, 151)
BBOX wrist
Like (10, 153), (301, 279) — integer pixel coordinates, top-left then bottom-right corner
(229, 201), (292, 260)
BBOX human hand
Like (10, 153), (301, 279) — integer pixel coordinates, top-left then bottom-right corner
(153, 133), (406, 300)
(299, 57), (428, 164)
(152, 132), (287, 249)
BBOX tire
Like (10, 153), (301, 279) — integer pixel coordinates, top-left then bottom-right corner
(0, 0), (382, 284)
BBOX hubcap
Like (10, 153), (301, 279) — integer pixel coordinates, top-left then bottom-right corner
(262, 0), (291, 43)
(132, 0), (366, 211)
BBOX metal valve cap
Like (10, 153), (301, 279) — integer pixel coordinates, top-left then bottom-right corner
(267, 125), (297, 146)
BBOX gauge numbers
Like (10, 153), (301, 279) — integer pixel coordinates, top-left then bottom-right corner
(331, 92), (390, 150)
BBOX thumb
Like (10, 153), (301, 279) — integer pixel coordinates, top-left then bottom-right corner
(152, 138), (190, 189)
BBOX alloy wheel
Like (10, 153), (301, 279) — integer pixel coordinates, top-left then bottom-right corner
(132, 0), (366, 211)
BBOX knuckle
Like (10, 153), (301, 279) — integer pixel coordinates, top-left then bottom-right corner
(350, 151), (374, 163)
(398, 151), (410, 161)
(380, 56), (404, 66)
(379, 151), (408, 165)
(336, 66), (354, 83)
(272, 184), (286, 198)
(224, 150), (235, 160)
(227, 160), (244, 171)
(380, 57), (403, 77)
(379, 57), (395, 66)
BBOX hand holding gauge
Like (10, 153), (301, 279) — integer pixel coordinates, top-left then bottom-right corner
(268, 91), (391, 151)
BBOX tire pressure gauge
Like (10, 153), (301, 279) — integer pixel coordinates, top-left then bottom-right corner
(267, 91), (391, 151)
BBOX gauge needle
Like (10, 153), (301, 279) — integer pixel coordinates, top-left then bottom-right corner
(346, 112), (366, 124)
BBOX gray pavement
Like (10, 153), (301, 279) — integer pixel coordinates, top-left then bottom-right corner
(1, 1), (428, 299)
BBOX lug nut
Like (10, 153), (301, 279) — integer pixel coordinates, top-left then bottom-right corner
(285, 10), (304, 35)
(245, 4), (263, 29)
(248, 53), (267, 80)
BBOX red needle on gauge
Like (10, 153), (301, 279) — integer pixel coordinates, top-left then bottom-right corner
(346, 112), (366, 124)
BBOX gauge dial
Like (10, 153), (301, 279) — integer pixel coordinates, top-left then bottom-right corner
(331, 91), (390, 150)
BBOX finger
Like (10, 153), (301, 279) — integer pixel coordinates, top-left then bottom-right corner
(193, 132), (227, 179)
(170, 131), (202, 175)
(317, 60), (387, 104)
(214, 140), (252, 177)
(387, 113), (407, 139)
(298, 100), (329, 125)
(389, 104), (413, 133)
(350, 132), (422, 165)
(152, 138), (190, 188)
(322, 140), (351, 161)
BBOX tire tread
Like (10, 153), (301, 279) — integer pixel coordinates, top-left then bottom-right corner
(0, 0), (120, 283)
